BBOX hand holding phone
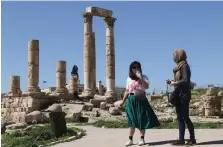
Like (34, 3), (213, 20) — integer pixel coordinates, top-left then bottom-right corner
(136, 71), (141, 77)
(166, 79), (171, 84)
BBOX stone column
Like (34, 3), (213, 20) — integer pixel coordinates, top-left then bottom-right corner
(69, 75), (78, 94)
(27, 40), (40, 92)
(97, 80), (103, 95)
(56, 61), (67, 94)
(203, 96), (216, 117)
(104, 17), (116, 99)
(82, 12), (95, 97)
(7, 76), (22, 96)
(92, 32), (96, 93)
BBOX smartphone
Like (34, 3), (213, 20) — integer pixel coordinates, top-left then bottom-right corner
(166, 80), (171, 84)
(136, 71), (141, 77)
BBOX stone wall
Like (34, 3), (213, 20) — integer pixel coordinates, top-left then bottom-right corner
(1, 95), (54, 123)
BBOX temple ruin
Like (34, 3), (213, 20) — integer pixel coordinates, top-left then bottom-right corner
(1, 7), (125, 124)
(1, 6), (223, 126)
(82, 7), (117, 101)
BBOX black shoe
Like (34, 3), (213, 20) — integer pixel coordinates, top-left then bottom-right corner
(186, 139), (196, 145)
(171, 140), (185, 146)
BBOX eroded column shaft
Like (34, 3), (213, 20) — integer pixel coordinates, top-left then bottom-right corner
(28, 40), (40, 92)
(83, 12), (95, 96)
(8, 76), (21, 96)
(56, 61), (67, 93)
(104, 17), (116, 97)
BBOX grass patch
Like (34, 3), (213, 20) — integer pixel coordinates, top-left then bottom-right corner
(1, 125), (85, 147)
(91, 119), (223, 129)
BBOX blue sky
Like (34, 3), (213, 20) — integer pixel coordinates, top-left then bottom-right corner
(1, 1), (223, 93)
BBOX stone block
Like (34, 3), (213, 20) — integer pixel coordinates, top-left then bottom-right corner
(206, 87), (219, 96)
(83, 103), (94, 111)
(46, 104), (62, 112)
(218, 91), (223, 96)
(12, 112), (26, 123)
(86, 6), (112, 18)
(109, 107), (121, 115)
(25, 111), (48, 124)
(6, 123), (27, 130)
(90, 99), (106, 108)
(147, 95), (163, 101)
(100, 102), (107, 110)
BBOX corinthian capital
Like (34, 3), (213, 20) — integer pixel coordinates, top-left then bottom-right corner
(104, 17), (116, 27)
(82, 12), (93, 23)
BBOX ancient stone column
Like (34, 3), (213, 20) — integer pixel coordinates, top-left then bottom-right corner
(82, 12), (95, 97)
(27, 40), (40, 92)
(205, 87), (221, 116)
(56, 61), (67, 94)
(203, 96), (216, 117)
(69, 75), (78, 94)
(7, 76), (22, 96)
(92, 32), (96, 92)
(104, 17), (116, 99)
(97, 80), (103, 95)
(206, 87), (218, 96)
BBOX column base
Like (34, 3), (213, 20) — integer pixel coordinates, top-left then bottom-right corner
(22, 91), (45, 97)
(5, 93), (22, 97)
(82, 89), (95, 98)
(6, 89), (22, 97)
(68, 88), (79, 94)
(105, 90), (117, 103)
(27, 86), (41, 93)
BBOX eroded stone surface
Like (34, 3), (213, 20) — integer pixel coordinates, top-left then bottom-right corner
(61, 104), (84, 122)
(6, 76), (22, 97)
(86, 6), (112, 18)
(56, 61), (68, 94)
(100, 102), (107, 110)
(109, 107), (121, 115)
(27, 40), (40, 93)
(25, 111), (49, 124)
(47, 104), (62, 112)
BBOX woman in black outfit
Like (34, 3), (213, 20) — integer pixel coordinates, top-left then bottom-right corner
(167, 49), (196, 146)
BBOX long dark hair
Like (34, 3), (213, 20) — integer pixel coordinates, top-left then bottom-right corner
(129, 61), (142, 80)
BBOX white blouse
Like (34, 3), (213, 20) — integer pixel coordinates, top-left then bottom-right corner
(125, 75), (149, 93)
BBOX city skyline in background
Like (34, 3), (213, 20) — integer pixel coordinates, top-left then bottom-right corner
(1, 1), (223, 93)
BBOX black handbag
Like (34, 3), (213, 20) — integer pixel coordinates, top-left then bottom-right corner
(134, 89), (146, 100)
(167, 85), (180, 106)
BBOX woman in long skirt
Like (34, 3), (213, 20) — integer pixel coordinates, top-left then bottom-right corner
(120, 61), (160, 146)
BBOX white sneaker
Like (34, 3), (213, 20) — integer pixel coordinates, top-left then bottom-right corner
(125, 139), (133, 146)
(138, 139), (145, 146)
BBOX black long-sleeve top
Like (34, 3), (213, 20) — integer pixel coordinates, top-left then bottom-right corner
(177, 64), (192, 101)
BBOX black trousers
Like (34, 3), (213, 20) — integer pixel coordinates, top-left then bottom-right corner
(176, 99), (195, 141)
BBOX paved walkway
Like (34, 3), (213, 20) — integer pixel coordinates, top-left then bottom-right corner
(54, 126), (223, 147)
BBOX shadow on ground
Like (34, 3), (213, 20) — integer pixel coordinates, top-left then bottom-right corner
(147, 140), (175, 146)
(197, 140), (223, 145)
(147, 140), (223, 146)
